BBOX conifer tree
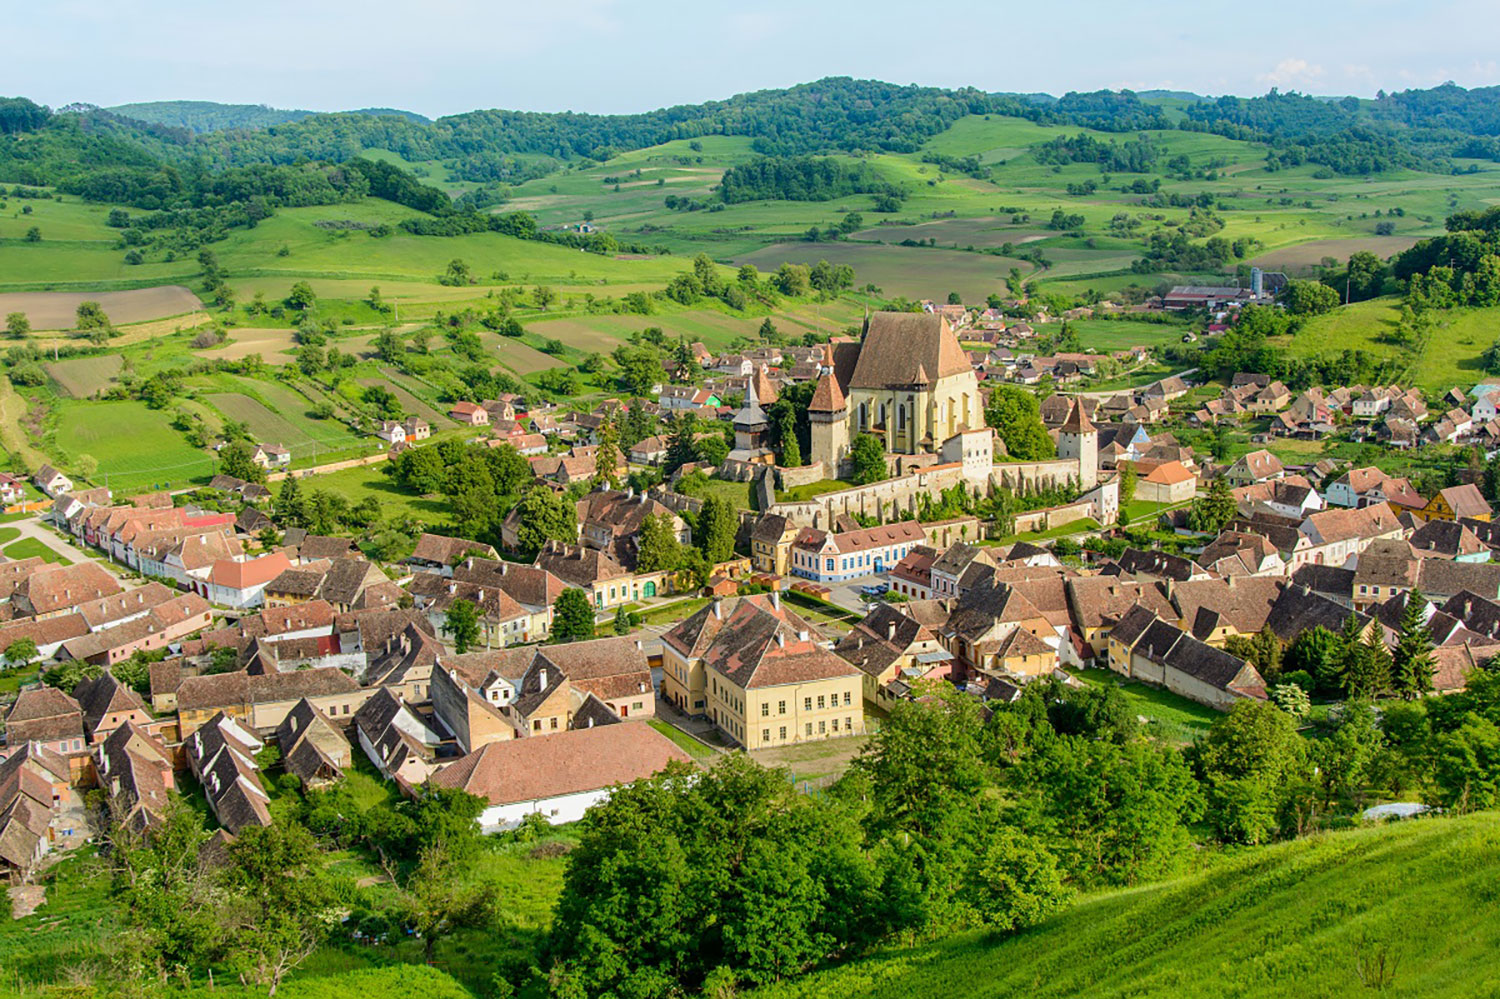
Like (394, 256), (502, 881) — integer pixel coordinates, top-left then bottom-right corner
(1391, 589), (1436, 700)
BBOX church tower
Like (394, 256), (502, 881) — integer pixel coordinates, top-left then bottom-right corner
(1057, 399), (1097, 490)
(808, 372), (850, 474)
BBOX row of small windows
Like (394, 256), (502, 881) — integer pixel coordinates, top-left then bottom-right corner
(761, 717), (855, 743)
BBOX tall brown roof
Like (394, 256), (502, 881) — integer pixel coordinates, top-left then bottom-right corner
(850, 312), (972, 390)
(1059, 398), (1095, 434)
(808, 372), (846, 413)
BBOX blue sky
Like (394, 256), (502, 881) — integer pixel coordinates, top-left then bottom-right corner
(9, 0), (1500, 117)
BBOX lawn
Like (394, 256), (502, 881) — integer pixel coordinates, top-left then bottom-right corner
(292, 461), (448, 523)
(988, 517), (1102, 546)
(1068, 666), (1220, 746)
(672, 475), (754, 511)
(648, 720), (720, 761)
(736, 242), (1029, 302)
(51, 398), (214, 493)
(776, 477), (853, 502)
(3, 538), (71, 564)
(1066, 318), (1186, 352)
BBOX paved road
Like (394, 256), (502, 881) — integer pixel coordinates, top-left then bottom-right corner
(7, 517), (105, 568)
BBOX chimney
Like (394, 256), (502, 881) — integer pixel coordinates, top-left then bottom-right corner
(634, 640), (642, 651)
(448, 582), (457, 595)
(477, 588), (485, 602)
(799, 629), (810, 642)
(776, 633), (785, 648)
(770, 591), (780, 610)
(713, 600), (723, 620)
(1227, 576), (1237, 589)
(538, 668), (548, 690)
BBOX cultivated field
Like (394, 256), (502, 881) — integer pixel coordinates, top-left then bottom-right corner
(488, 338), (570, 375)
(1247, 236), (1423, 274)
(359, 372), (454, 425)
(853, 218), (1052, 249)
(46, 355), (123, 397)
(206, 328), (299, 364)
(206, 377), (365, 452)
(0, 285), (203, 329)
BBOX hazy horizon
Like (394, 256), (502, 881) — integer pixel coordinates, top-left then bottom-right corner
(9, 0), (1500, 119)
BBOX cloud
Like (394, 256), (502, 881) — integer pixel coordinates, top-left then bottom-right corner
(1258, 58), (1325, 89)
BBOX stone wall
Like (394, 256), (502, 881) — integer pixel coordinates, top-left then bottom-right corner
(775, 462), (827, 490)
(768, 463), (971, 528)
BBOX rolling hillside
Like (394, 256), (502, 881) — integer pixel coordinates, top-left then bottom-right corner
(750, 813), (1500, 999)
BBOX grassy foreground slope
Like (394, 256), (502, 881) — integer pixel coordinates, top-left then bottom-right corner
(752, 813), (1500, 999)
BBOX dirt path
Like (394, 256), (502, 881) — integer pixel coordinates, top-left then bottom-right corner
(0, 378), (50, 470)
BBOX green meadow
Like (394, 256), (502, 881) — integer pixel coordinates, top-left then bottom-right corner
(749, 812), (1500, 999)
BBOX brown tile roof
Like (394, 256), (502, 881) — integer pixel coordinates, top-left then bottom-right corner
(75, 583), (175, 630)
(850, 312), (971, 390)
(73, 672), (149, 731)
(411, 533), (498, 566)
(431, 723), (691, 805)
(0, 613), (89, 651)
(1437, 484), (1491, 519)
(808, 372), (846, 413)
(16, 563), (123, 616)
(4, 687), (83, 743)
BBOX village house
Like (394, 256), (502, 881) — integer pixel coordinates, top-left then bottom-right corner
(1417, 483), (1492, 524)
(834, 602), (952, 707)
(1137, 461), (1197, 504)
(275, 698), (352, 787)
(790, 521), (926, 584)
(250, 443), (291, 469)
(0, 744), (86, 879)
(449, 401), (490, 426)
(352, 688), (441, 788)
(1106, 604), (1265, 710)
(32, 465), (73, 498)
(92, 722), (175, 831)
(1223, 449), (1286, 487)
(202, 552), (295, 609)
(185, 712), (272, 832)
(431, 723), (691, 832)
(750, 514), (800, 577)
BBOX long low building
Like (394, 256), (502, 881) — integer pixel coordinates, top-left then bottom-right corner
(430, 723), (692, 832)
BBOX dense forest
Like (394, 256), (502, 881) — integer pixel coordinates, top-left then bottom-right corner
(716, 156), (901, 203)
(105, 100), (430, 132)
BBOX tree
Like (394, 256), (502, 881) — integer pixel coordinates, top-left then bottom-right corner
(397, 842), (496, 964)
(777, 408), (802, 467)
(1313, 701), (1384, 809)
(697, 494), (738, 564)
(1118, 461), (1137, 506)
(635, 511), (683, 572)
(75, 300), (111, 332)
(849, 433), (887, 485)
(513, 485), (577, 558)
(532, 285), (557, 311)
(5, 312), (29, 338)
(24, 226), (40, 242)
(285, 281), (317, 311)
(593, 420), (620, 487)
(1190, 700), (1306, 844)
(3, 638), (37, 671)
(1285, 625), (1342, 695)
(224, 822), (339, 997)
(1281, 279), (1340, 315)
(444, 599), (481, 654)
(220, 442), (265, 484)
(275, 474), (308, 529)
(1433, 715), (1500, 810)
(553, 588), (595, 642)
(664, 414), (700, 475)
(968, 827), (1070, 931)
(1391, 589), (1437, 700)
(985, 386), (1054, 461)
(1187, 477), (1236, 534)
(1017, 734), (1202, 886)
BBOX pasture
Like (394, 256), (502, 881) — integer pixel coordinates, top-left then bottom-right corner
(487, 337), (570, 375)
(204, 377), (366, 455)
(52, 399), (214, 492)
(0, 285), (203, 329)
(45, 355), (122, 397)
(1065, 318), (1187, 351)
(291, 461), (448, 522)
(1287, 297), (1496, 393)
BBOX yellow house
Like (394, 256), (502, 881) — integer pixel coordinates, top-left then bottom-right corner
(750, 514), (799, 576)
(1417, 483), (1491, 523)
(662, 594), (864, 750)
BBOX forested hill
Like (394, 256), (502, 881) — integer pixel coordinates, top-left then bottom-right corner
(104, 100), (431, 132)
(9, 78), (1500, 193)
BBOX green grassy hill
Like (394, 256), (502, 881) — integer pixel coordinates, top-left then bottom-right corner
(750, 813), (1500, 999)
(1284, 296), (1497, 392)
